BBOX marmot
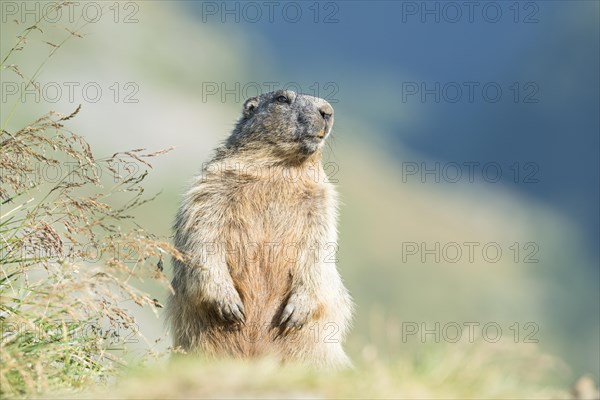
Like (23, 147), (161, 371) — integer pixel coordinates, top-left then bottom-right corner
(167, 90), (353, 368)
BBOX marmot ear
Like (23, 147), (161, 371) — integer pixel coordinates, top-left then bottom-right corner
(243, 97), (259, 118)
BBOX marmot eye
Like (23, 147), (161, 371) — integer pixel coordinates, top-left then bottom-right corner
(277, 95), (288, 103)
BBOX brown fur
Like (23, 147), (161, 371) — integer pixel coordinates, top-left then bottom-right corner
(167, 90), (353, 368)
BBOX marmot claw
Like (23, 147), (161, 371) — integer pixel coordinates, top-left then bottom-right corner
(279, 294), (311, 329)
(214, 290), (245, 324)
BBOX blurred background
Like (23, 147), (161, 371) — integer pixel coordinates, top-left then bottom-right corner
(1, 0), (598, 385)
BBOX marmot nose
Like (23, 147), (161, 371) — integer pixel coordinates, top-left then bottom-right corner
(319, 103), (334, 121)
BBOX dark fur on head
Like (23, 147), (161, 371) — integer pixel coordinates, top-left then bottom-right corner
(224, 90), (334, 164)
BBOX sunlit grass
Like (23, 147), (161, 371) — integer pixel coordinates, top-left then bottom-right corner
(1, 3), (178, 397)
(58, 340), (572, 399)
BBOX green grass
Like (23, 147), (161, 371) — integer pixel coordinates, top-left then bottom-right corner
(55, 340), (571, 399)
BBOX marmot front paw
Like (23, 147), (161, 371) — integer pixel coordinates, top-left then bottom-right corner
(279, 292), (314, 330)
(212, 287), (245, 324)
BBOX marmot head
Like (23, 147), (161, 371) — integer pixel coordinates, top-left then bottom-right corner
(227, 90), (334, 164)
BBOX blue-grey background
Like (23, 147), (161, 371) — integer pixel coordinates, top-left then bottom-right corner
(188, 1), (599, 257)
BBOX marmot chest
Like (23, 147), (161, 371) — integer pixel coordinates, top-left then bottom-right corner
(224, 177), (329, 268)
